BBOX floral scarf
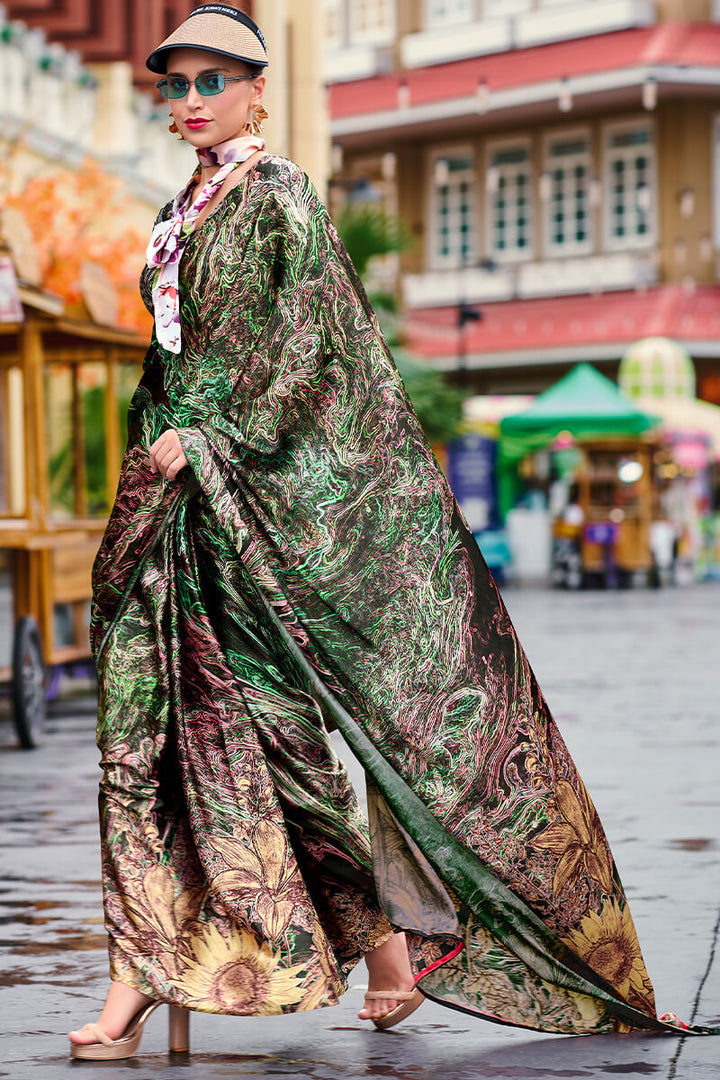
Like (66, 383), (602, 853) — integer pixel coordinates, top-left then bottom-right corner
(146, 133), (265, 353)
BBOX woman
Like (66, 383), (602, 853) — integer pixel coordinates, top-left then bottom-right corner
(68, 3), (713, 1061)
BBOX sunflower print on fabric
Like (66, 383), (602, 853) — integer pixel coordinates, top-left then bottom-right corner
(91, 155), (700, 1032)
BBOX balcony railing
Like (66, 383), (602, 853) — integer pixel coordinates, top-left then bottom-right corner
(401, 0), (656, 70)
(403, 252), (658, 308)
(323, 43), (394, 84)
(0, 15), (190, 202)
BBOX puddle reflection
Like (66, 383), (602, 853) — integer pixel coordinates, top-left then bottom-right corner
(669, 838), (717, 851)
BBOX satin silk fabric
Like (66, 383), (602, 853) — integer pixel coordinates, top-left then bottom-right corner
(93, 156), (716, 1034)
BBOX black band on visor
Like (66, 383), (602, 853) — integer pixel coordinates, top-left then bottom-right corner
(187, 5), (267, 50)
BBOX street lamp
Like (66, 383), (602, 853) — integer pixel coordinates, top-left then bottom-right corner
(456, 257), (495, 387)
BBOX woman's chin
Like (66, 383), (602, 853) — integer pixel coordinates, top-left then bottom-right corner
(182, 130), (216, 149)
(182, 126), (251, 150)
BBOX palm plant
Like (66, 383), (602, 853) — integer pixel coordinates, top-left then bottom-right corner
(337, 202), (465, 444)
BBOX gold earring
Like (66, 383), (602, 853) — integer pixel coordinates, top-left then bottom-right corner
(168, 116), (184, 140)
(244, 102), (268, 136)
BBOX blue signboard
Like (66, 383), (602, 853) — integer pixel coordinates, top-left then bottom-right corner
(446, 434), (498, 532)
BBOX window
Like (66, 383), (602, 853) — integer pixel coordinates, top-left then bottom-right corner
(604, 123), (655, 249)
(544, 133), (592, 255)
(323, 0), (344, 48)
(487, 143), (532, 260)
(427, 0), (474, 27)
(431, 153), (475, 268)
(349, 0), (395, 45)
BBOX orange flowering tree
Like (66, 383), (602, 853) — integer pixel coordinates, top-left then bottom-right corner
(4, 157), (153, 334)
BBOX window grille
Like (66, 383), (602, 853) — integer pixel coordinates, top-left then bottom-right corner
(323, 0), (344, 48)
(350, 0), (395, 44)
(432, 154), (475, 267)
(545, 135), (592, 255)
(604, 124), (655, 248)
(488, 144), (532, 259)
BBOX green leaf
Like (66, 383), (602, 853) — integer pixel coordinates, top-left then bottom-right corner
(336, 204), (412, 279)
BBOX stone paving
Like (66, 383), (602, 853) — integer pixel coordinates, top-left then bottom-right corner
(0, 585), (718, 1079)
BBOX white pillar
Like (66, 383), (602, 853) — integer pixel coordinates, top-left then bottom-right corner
(0, 41), (26, 119)
(252, 0), (329, 195)
(87, 62), (138, 155)
(254, 0), (291, 159)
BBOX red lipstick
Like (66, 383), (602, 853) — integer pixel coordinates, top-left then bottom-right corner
(185, 118), (210, 129)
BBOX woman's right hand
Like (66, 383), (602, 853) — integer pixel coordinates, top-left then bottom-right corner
(149, 429), (189, 481)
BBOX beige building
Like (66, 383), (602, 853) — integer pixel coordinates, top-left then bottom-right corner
(324, 0), (720, 401)
(255, 0), (329, 192)
(0, 0), (327, 522)
(0, 1), (327, 239)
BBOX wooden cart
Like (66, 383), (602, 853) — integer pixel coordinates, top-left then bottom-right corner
(0, 284), (144, 746)
(551, 437), (657, 589)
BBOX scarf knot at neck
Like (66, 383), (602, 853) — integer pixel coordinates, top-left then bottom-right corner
(196, 136), (264, 168)
(146, 133), (265, 354)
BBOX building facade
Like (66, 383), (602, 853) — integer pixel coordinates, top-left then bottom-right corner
(0, 2), (195, 215)
(0, 0), (327, 206)
(324, 0), (720, 401)
(0, 0), (195, 92)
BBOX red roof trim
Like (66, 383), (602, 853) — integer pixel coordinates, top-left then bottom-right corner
(329, 23), (720, 120)
(405, 285), (720, 358)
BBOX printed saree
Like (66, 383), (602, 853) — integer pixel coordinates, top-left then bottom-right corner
(92, 155), (699, 1033)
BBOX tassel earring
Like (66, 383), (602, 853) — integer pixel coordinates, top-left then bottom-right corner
(244, 102), (269, 136)
(168, 116), (184, 140)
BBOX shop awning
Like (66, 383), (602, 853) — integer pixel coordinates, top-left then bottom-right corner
(496, 365), (659, 514)
(500, 363), (658, 447)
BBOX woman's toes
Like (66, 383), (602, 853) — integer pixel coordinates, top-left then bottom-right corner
(358, 996), (400, 1020)
(68, 1025), (100, 1045)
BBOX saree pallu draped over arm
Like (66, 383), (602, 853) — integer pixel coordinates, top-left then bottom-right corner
(91, 156), (715, 1034)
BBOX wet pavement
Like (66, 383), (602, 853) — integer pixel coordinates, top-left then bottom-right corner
(1, 585), (718, 1079)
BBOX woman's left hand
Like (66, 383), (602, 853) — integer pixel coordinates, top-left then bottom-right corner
(149, 429), (189, 481)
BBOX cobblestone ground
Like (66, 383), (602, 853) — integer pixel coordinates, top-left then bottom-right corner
(0, 584), (718, 1079)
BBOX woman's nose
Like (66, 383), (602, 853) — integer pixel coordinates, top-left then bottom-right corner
(185, 83), (204, 108)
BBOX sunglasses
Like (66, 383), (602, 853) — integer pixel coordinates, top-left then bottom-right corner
(156, 72), (255, 99)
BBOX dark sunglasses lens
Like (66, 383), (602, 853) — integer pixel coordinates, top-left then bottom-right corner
(165, 78), (190, 99)
(196, 73), (225, 96)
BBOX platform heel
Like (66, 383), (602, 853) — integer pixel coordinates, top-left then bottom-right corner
(69, 1002), (190, 1061)
(70, 1000), (162, 1060)
(168, 1005), (190, 1052)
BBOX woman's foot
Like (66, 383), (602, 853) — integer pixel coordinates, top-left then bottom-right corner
(68, 982), (153, 1045)
(359, 931), (415, 1021)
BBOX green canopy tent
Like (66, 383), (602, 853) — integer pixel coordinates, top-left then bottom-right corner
(498, 363), (659, 517)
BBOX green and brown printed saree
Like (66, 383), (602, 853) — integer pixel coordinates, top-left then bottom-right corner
(90, 155), (706, 1034)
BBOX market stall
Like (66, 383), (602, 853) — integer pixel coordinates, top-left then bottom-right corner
(619, 337), (720, 581)
(0, 262), (144, 746)
(499, 364), (660, 586)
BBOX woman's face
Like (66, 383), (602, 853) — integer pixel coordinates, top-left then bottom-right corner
(165, 47), (266, 149)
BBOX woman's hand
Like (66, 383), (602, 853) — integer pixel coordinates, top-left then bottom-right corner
(149, 429), (189, 481)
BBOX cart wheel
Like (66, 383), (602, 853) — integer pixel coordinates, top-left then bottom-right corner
(12, 616), (46, 749)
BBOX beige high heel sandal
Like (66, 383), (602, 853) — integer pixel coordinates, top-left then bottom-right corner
(69, 1001), (189, 1061)
(365, 987), (425, 1030)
